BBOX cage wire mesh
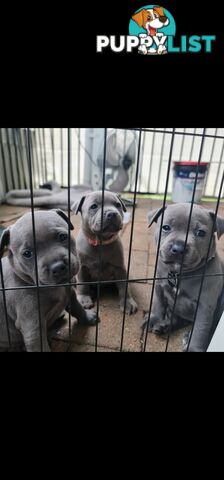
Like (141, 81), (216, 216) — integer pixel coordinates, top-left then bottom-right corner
(0, 128), (224, 352)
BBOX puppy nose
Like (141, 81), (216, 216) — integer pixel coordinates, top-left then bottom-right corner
(51, 261), (67, 276)
(106, 211), (117, 220)
(171, 243), (185, 254)
(160, 15), (167, 23)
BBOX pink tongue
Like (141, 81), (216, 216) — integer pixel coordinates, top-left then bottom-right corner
(148, 26), (156, 36)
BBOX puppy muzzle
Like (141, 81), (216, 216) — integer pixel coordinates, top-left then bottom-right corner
(160, 241), (190, 264)
(48, 258), (79, 283)
(92, 210), (123, 234)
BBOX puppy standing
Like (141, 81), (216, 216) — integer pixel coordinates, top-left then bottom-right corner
(142, 204), (224, 352)
(0, 210), (97, 352)
(72, 191), (138, 314)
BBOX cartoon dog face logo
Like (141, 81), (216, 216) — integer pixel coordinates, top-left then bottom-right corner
(130, 5), (173, 55)
(132, 6), (169, 36)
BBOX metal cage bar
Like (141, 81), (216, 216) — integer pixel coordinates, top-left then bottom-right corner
(164, 128), (207, 351)
(94, 128), (107, 352)
(26, 128), (43, 351)
(67, 128), (72, 350)
(120, 129), (142, 351)
(0, 254), (11, 349)
(142, 128), (176, 352)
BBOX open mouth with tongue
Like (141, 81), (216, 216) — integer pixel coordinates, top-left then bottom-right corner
(146, 24), (157, 36)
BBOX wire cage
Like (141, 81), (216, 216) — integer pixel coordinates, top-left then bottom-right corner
(0, 128), (224, 352)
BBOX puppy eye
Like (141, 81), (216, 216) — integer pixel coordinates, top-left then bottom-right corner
(196, 229), (206, 237)
(115, 202), (121, 208)
(59, 233), (68, 242)
(162, 225), (171, 232)
(90, 204), (98, 210)
(22, 250), (33, 259)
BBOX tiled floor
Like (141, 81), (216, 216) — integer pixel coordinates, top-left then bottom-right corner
(1, 198), (224, 352)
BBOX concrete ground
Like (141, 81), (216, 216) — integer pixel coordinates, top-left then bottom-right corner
(1, 197), (224, 352)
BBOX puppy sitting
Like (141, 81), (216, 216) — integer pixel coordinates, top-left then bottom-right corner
(142, 203), (224, 352)
(72, 191), (138, 314)
(0, 210), (98, 352)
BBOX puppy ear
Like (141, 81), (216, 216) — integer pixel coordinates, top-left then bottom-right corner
(154, 6), (165, 17)
(55, 209), (74, 230)
(148, 206), (166, 228)
(116, 195), (127, 212)
(72, 196), (86, 215)
(209, 211), (224, 239)
(132, 9), (147, 27)
(0, 228), (10, 258)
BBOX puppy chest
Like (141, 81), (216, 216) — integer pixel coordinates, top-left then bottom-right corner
(85, 261), (118, 281)
(40, 289), (68, 321)
(164, 283), (197, 318)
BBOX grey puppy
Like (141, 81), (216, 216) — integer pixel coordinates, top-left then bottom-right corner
(0, 210), (98, 352)
(142, 203), (224, 352)
(72, 191), (138, 314)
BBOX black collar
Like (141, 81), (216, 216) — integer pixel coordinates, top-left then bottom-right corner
(167, 254), (215, 288)
(168, 272), (179, 288)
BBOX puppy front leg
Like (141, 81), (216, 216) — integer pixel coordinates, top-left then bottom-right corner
(17, 316), (50, 352)
(186, 304), (216, 352)
(77, 265), (94, 309)
(67, 288), (99, 326)
(154, 34), (167, 54)
(184, 279), (222, 352)
(115, 268), (138, 315)
(142, 284), (167, 334)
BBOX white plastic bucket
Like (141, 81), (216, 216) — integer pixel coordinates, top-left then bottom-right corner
(172, 161), (209, 203)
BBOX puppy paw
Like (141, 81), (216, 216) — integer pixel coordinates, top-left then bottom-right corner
(78, 294), (94, 309)
(120, 297), (138, 315)
(157, 45), (166, 55)
(142, 313), (169, 334)
(182, 331), (190, 351)
(82, 309), (100, 326)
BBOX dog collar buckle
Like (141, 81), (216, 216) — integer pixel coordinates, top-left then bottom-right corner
(89, 238), (100, 247)
(88, 233), (119, 247)
(168, 272), (178, 288)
